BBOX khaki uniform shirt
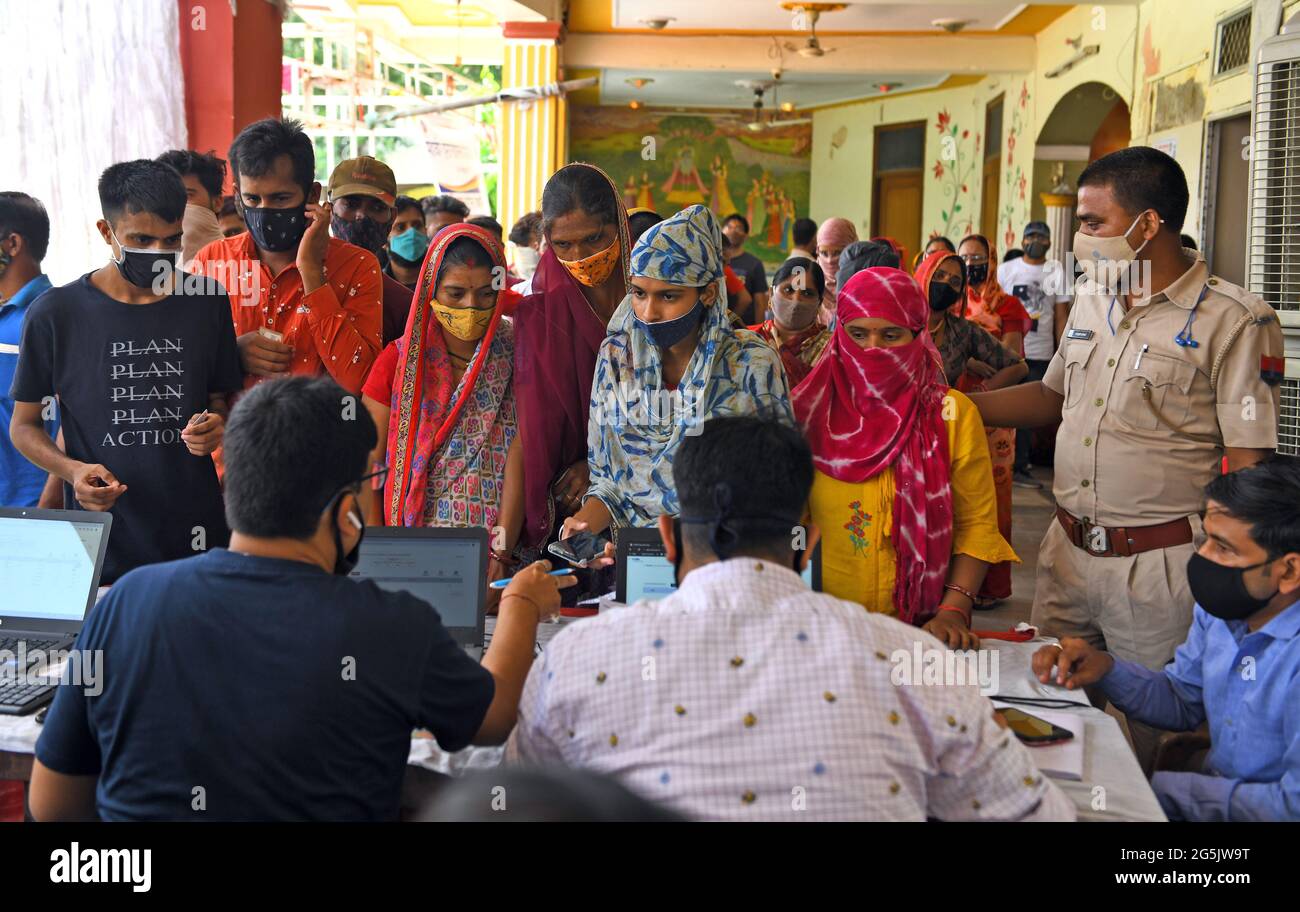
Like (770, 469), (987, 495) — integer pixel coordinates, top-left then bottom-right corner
(1042, 255), (1283, 527)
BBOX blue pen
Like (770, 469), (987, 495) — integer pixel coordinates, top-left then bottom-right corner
(489, 568), (575, 589)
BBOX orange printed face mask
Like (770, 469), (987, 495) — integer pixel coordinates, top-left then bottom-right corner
(558, 240), (621, 287)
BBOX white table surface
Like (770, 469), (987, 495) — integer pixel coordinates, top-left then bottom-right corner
(1, 614), (1165, 821)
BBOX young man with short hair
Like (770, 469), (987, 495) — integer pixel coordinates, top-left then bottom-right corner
(189, 118), (381, 395)
(156, 149), (228, 267)
(789, 216), (817, 261)
(1034, 457), (1300, 821)
(0, 191), (57, 507)
(721, 213), (769, 319)
(9, 161), (241, 582)
(421, 194), (470, 238)
(996, 220), (1071, 489)
(29, 376), (573, 821)
(509, 416), (1074, 822)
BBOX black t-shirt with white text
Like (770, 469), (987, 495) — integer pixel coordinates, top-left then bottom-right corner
(10, 272), (243, 582)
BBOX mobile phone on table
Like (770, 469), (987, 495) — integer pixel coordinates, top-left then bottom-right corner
(995, 707), (1074, 745)
(548, 531), (611, 568)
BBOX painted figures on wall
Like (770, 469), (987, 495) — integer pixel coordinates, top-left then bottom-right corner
(570, 108), (811, 266)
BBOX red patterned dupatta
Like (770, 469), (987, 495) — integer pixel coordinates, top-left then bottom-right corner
(384, 223), (520, 526)
(792, 267), (954, 625)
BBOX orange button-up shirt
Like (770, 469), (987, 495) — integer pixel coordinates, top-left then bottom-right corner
(189, 233), (382, 395)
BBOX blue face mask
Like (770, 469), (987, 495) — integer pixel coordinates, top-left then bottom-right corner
(389, 227), (430, 266)
(635, 298), (705, 349)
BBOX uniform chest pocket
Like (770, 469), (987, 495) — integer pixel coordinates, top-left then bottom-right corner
(1062, 340), (1097, 410)
(1119, 351), (1198, 431)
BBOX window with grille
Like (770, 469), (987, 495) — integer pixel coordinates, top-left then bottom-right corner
(1280, 379), (1300, 455)
(1249, 57), (1300, 311)
(1216, 9), (1252, 76)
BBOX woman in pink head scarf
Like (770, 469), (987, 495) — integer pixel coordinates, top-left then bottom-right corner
(793, 267), (1017, 649)
(814, 217), (858, 326)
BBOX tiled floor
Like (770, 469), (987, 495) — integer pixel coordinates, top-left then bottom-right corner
(971, 467), (1055, 631)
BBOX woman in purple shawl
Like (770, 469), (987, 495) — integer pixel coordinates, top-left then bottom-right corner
(513, 163), (632, 550)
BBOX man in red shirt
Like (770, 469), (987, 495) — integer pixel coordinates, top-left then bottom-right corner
(190, 118), (381, 395)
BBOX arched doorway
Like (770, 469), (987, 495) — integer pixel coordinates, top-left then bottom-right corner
(1031, 81), (1131, 222)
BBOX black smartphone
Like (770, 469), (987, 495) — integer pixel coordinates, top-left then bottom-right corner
(995, 707), (1074, 745)
(1013, 284), (1030, 298)
(548, 531), (611, 568)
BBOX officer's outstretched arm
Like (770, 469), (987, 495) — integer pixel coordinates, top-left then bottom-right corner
(966, 381), (1063, 430)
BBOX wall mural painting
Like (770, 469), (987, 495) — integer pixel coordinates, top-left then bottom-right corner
(569, 106), (812, 267)
(931, 108), (977, 240)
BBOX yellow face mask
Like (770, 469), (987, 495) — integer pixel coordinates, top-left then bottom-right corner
(558, 239), (621, 287)
(431, 302), (494, 341)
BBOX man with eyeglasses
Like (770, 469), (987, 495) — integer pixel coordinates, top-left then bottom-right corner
(28, 376), (573, 821)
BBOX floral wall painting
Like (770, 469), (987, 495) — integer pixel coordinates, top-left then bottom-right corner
(1000, 81), (1032, 250)
(569, 106), (811, 267)
(931, 108), (977, 239)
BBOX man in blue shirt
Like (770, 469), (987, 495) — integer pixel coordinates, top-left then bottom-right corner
(1033, 456), (1300, 821)
(0, 191), (56, 506)
(28, 375), (576, 821)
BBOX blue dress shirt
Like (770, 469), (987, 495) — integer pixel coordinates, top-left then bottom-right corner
(1101, 600), (1300, 821)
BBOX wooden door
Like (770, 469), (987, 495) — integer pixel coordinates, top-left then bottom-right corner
(876, 172), (923, 262)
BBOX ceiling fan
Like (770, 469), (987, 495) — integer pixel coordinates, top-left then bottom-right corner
(781, 3), (845, 58)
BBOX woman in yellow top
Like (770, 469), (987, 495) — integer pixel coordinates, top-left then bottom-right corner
(792, 267), (1017, 649)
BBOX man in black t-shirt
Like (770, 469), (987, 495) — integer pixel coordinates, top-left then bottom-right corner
(721, 213), (769, 320)
(28, 376), (577, 821)
(9, 160), (242, 583)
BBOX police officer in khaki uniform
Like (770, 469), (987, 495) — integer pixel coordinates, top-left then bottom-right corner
(969, 148), (1284, 769)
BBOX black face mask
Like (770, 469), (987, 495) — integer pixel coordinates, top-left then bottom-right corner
(928, 281), (962, 312)
(110, 228), (179, 291)
(331, 214), (389, 258)
(1024, 240), (1049, 259)
(329, 493), (365, 576)
(1186, 552), (1278, 621)
(243, 205), (308, 253)
(965, 262), (989, 287)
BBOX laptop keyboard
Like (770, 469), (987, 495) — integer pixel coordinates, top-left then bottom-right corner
(0, 636), (62, 714)
(0, 636), (62, 654)
(0, 679), (56, 714)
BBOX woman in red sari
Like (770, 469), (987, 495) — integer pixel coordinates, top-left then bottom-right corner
(512, 163), (632, 553)
(360, 222), (524, 596)
(956, 234), (1032, 605)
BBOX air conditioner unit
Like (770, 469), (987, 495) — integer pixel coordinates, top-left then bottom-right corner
(1249, 12), (1300, 454)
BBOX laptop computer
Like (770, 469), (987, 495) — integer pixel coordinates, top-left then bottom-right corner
(0, 506), (113, 714)
(614, 527), (821, 604)
(349, 527), (489, 657)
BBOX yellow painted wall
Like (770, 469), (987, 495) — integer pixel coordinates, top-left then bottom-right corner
(809, 1), (1271, 253)
(810, 74), (1036, 254)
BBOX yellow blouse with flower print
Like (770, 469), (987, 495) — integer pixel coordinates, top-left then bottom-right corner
(809, 389), (1018, 614)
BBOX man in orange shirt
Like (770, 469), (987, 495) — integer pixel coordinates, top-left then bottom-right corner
(190, 118), (381, 395)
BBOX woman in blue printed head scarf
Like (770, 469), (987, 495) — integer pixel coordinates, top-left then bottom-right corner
(560, 204), (794, 540)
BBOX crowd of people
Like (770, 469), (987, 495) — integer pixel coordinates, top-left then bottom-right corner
(1, 116), (1296, 822)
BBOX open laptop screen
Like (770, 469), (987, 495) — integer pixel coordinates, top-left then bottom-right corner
(0, 512), (108, 625)
(616, 529), (820, 603)
(350, 530), (485, 634)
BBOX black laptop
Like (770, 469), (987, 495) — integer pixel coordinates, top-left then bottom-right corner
(349, 527), (489, 655)
(0, 507), (112, 714)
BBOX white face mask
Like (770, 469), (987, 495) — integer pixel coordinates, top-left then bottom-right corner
(1072, 210), (1160, 291)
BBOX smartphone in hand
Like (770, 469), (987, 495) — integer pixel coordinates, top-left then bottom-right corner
(548, 531), (611, 568)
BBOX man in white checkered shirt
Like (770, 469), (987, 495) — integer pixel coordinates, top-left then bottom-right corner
(507, 417), (1074, 821)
